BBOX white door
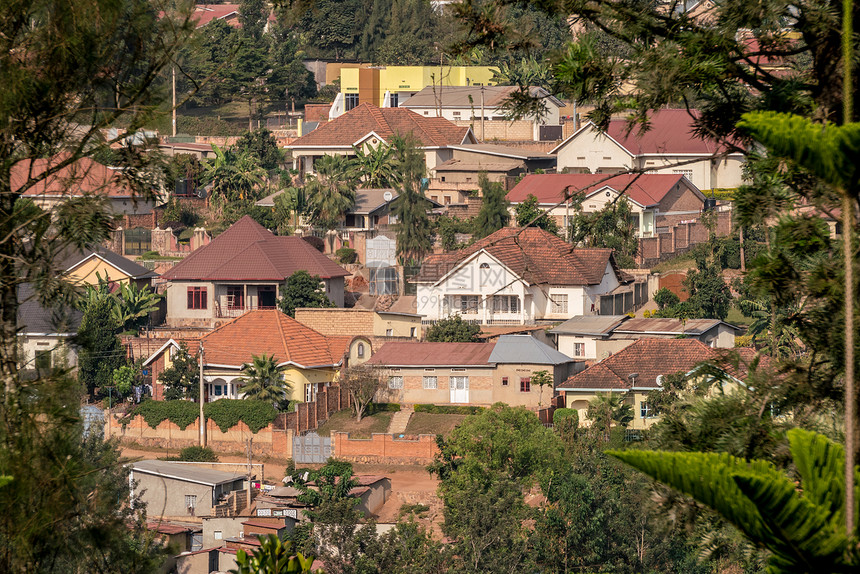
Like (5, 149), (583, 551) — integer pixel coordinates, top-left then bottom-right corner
(449, 376), (469, 403)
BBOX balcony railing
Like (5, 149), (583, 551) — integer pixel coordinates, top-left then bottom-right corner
(214, 304), (278, 319)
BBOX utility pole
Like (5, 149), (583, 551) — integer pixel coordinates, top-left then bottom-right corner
(199, 342), (206, 447)
(172, 66), (177, 138)
(480, 85), (485, 142)
(246, 437), (253, 508)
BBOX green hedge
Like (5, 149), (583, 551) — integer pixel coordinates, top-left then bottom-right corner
(204, 399), (278, 433)
(414, 404), (484, 415)
(176, 446), (219, 462)
(124, 399), (278, 433)
(553, 408), (578, 425)
(335, 247), (357, 264)
(367, 402), (400, 414)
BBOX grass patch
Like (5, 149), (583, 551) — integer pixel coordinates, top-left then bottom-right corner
(651, 253), (697, 273)
(316, 409), (393, 438)
(725, 306), (752, 327)
(403, 412), (467, 437)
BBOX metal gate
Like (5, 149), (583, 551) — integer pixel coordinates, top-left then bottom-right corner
(292, 431), (332, 464)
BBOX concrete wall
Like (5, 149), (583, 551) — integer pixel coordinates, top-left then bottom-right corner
(133, 472), (219, 519)
(332, 432), (440, 465)
(18, 336), (77, 371)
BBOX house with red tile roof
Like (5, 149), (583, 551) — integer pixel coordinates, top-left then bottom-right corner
(161, 216), (349, 327)
(556, 338), (755, 431)
(11, 153), (164, 215)
(368, 335), (576, 407)
(196, 310), (370, 403)
(551, 109), (746, 190)
(414, 227), (633, 325)
(286, 103), (476, 176)
(506, 173), (706, 237)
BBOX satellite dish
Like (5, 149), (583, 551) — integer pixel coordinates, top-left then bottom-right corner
(383, 191), (393, 201)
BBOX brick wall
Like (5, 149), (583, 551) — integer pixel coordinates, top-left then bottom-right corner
(331, 432), (439, 465)
(294, 308), (375, 338)
(452, 119), (535, 141)
(637, 210), (732, 267)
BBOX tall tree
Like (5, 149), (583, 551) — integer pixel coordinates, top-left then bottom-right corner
(567, 196), (638, 269)
(514, 194), (559, 234)
(277, 270), (334, 317)
(239, 0), (268, 41)
(339, 363), (385, 422)
(353, 143), (397, 189)
(159, 342), (201, 402)
(390, 136), (433, 265)
(305, 155), (358, 233)
(235, 129), (284, 172)
(472, 173), (511, 239)
(77, 296), (125, 399)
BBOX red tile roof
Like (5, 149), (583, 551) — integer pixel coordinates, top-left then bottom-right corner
(559, 338), (716, 390)
(201, 310), (351, 368)
(162, 216), (348, 281)
(287, 104), (472, 148)
(414, 227), (630, 286)
(366, 342), (496, 367)
(606, 110), (733, 155)
(12, 154), (133, 198)
(507, 173), (693, 208)
(193, 4), (240, 28)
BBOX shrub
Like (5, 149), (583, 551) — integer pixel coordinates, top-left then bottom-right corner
(367, 403), (400, 415)
(177, 446), (219, 462)
(413, 404), (484, 415)
(128, 399), (199, 430)
(140, 250), (160, 260)
(336, 247), (357, 264)
(203, 399), (278, 433)
(553, 408), (577, 425)
(302, 236), (325, 252)
(653, 287), (681, 310)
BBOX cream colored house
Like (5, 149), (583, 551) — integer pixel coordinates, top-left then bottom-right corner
(62, 245), (158, 289)
(415, 227), (632, 325)
(551, 110), (746, 191)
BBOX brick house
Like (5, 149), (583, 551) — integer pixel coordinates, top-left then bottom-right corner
(293, 307), (422, 349)
(161, 216), (349, 327)
(506, 173), (706, 238)
(369, 335), (577, 407)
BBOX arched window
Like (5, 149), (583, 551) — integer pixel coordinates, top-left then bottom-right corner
(357, 342), (365, 358)
(479, 262), (490, 269)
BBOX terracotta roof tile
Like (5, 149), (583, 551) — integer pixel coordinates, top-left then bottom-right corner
(12, 153), (133, 198)
(414, 227), (628, 286)
(559, 338), (716, 390)
(366, 341), (496, 367)
(287, 104), (471, 148)
(162, 216), (348, 281)
(507, 173), (693, 208)
(202, 310), (348, 368)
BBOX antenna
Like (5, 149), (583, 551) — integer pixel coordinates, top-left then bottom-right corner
(383, 191), (393, 202)
(627, 373), (639, 385)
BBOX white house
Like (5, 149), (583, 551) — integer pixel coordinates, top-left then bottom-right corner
(551, 109), (746, 191)
(414, 227), (633, 325)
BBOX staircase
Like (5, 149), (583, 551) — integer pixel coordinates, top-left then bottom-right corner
(387, 405), (414, 435)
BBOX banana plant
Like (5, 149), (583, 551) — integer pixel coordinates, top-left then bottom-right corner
(230, 535), (318, 574)
(111, 281), (163, 333)
(609, 429), (860, 572)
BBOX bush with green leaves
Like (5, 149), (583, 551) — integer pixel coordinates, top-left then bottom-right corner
(423, 315), (482, 343)
(653, 287), (680, 310)
(204, 399), (278, 433)
(414, 404), (484, 415)
(176, 446), (219, 462)
(366, 402), (401, 415)
(128, 399), (199, 430)
(335, 247), (357, 264)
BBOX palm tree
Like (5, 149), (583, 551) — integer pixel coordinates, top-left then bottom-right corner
(237, 354), (290, 408)
(305, 155), (358, 244)
(352, 142), (396, 188)
(587, 393), (633, 440)
(202, 144), (266, 212)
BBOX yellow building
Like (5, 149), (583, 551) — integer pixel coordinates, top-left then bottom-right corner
(334, 65), (498, 116)
(63, 245), (157, 289)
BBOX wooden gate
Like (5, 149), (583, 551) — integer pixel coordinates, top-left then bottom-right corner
(292, 431), (332, 464)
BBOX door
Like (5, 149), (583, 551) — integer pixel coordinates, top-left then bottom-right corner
(449, 376), (469, 403)
(258, 286), (276, 308)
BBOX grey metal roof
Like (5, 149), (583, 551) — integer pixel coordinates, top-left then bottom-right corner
(350, 189), (397, 214)
(548, 315), (628, 337)
(489, 334), (574, 365)
(614, 318), (739, 335)
(449, 143), (555, 160)
(17, 283), (82, 335)
(255, 189), (284, 207)
(132, 460), (248, 487)
(401, 85), (564, 109)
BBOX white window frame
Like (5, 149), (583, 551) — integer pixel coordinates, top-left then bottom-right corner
(388, 376), (403, 390)
(449, 376), (469, 390)
(640, 401), (654, 418)
(573, 342), (585, 357)
(423, 376), (438, 390)
(492, 295), (519, 314)
(550, 293), (568, 314)
(185, 494), (197, 509)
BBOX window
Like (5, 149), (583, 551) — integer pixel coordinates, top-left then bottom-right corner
(124, 227), (151, 256)
(357, 343), (365, 358)
(385, 328), (393, 336)
(214, 531), (223, 540)
(226, 285), (244, 310)
(423, 111), (429, 115)
(452, 111), (461, 116)
(388, 92), (399, 107)
(388, 376), (403, 389)
(431, 195), (439, 201)
(187, 286), (207, 310)
(345, 93), (359, 111)
(520, 377), (531, 393)
(550, 294), (568, 314)
(640, 401), (654, 418)
(573, 343), (585, 357)
(185, 495), (197, 510)
(501, 376), (508, 386)
(449, 376), (469, 390)
(492, 295), (519, 314)
(35, 349), (52, 373)
(410, 327), (417, 337)
(451, 368), (466, 373)
(423, 376), (437, 390)
(479, 262), (490, 269)
(672, 169), (694, 180)
(424, 368), (435, 372)
(625, 429), (644, 442)
(444, 196), (451, 205)
(458, 295), (479, 314)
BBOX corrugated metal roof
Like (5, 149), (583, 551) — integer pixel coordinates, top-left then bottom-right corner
(17, 283), (82, 335)
(548, 315), (628, 336)
(488, 334), (573, 365)
(615, 318), (737, 335)
(132, 460), (247, 486)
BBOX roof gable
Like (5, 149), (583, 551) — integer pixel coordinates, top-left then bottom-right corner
(287, 104), (471, 149)
(161, 216), (348, 281)
(489, 335), (574, 365)
(415, 227), (629, 286)
(506, 173), (693, 208)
